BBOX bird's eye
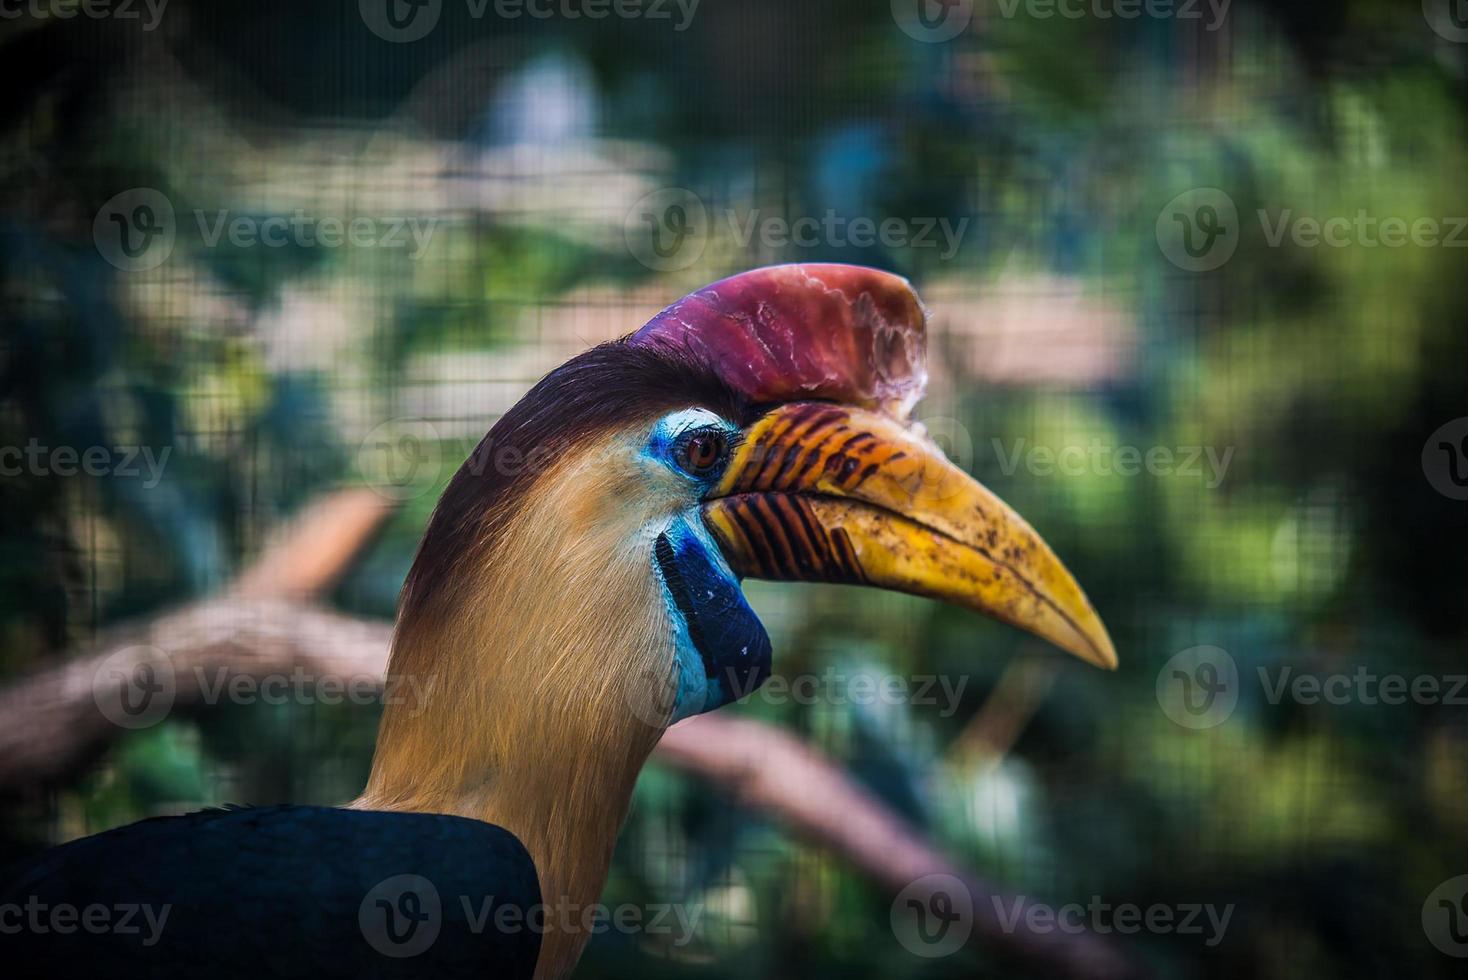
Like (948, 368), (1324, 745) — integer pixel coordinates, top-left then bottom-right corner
(675, 429), (728, 479)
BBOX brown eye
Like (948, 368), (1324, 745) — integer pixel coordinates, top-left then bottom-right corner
(677, 429), (728, 477)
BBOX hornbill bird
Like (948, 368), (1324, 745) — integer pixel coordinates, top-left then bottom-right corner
(2, 264), (1116, 978)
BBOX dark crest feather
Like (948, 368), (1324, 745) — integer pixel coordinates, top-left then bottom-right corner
(399, 340), (751, 618)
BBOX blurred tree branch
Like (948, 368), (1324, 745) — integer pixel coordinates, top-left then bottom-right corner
(0, 491), (1143, 980)
(0, 489), (398, 788)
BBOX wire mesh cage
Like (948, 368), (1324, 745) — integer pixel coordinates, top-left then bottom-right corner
(1, 3), (1466, 979)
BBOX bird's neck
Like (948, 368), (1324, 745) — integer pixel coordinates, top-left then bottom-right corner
(354, 480), (673, 980)
(358, 708), (657, 980)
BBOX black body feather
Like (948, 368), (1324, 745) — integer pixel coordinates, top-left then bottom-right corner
(0, 806), (541, 979)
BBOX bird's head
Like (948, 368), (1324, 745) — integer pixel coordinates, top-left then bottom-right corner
(379, 264), (1113, 756)
(362, 264), (1115, 972)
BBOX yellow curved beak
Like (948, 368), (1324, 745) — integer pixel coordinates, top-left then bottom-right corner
(702, 402), (1117, 670)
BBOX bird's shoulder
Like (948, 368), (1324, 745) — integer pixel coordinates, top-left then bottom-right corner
(1, 805), (541, 980)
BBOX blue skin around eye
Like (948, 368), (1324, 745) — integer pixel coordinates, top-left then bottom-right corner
(654, 518), (772, 717)
(644, 409), (772, 720)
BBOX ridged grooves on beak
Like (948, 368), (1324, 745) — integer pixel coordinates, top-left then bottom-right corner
(703, 403), (1118, 669)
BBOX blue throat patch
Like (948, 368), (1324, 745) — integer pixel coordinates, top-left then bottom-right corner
(653, 518), (772, 720)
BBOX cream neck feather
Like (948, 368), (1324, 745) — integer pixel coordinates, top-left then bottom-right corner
(353, 439), (678, 979)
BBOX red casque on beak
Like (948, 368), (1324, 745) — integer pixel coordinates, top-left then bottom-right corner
(632, 264), (929, 418)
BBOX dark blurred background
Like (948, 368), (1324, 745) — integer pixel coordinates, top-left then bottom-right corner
(2, 1), (1467, 977)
